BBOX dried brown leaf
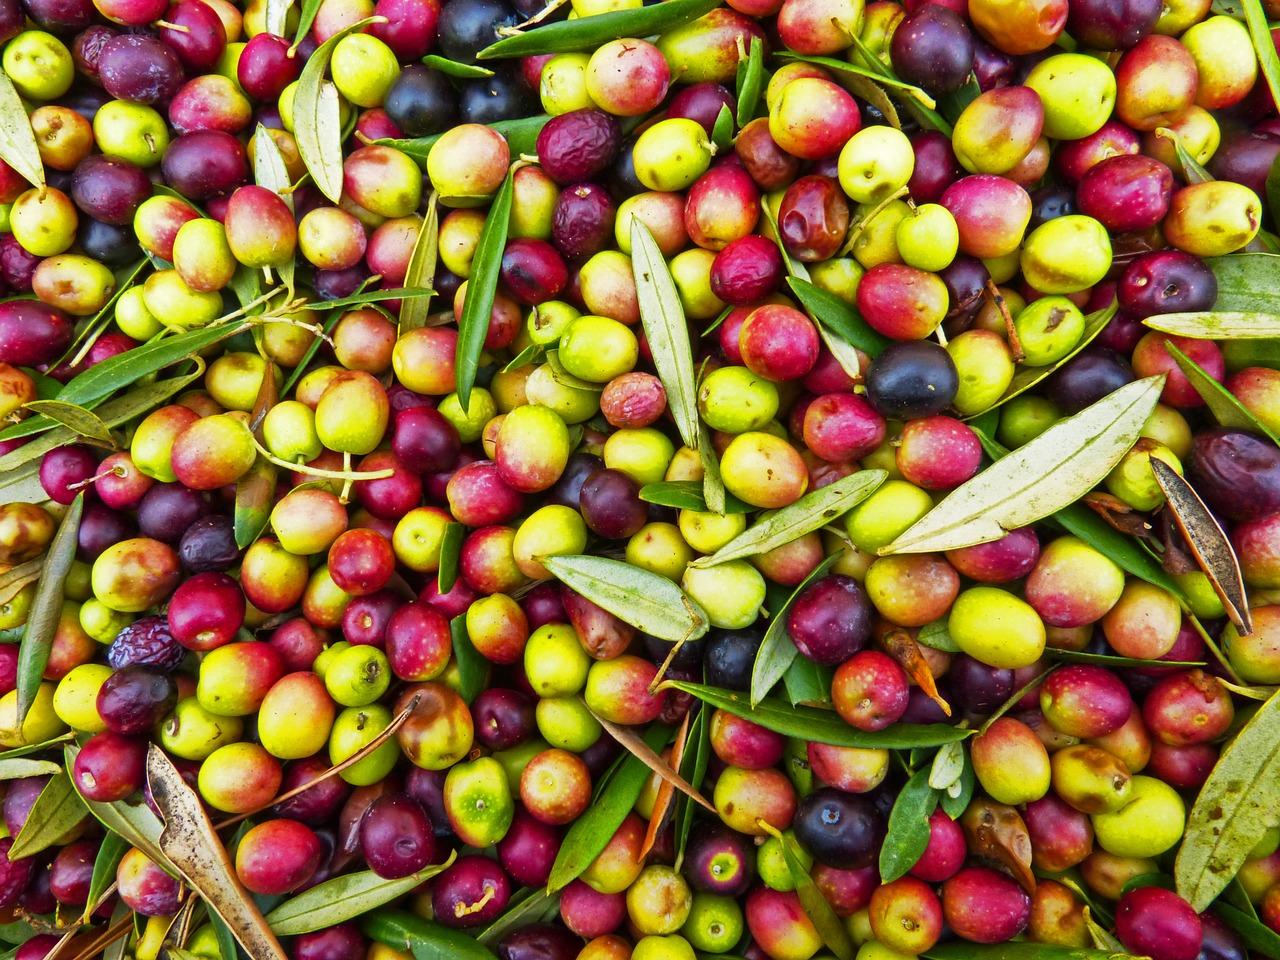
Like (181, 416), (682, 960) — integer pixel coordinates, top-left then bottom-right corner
(882, 630), (951, 717)
(588, 707), (714, 812)
(1082, 492), (1154, 540)
(640, 710), (691, 860)
(961, 799), (1036, 894)
(147, 746), (287, 960)
(1152, 458), (1252, 635)
(0, 558), (42, 605)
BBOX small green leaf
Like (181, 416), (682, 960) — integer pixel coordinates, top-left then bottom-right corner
(295, 17), (383, 202)
(477, 0), (720, 58)
(1201, 253), (1280, 313)
(938, 73), (981, 122)
(0, 72), (44, 191)
(291, 0), (321, 46)
(456, 166), (514, 408)
(314, 286), (435, 310)
(768, 824), (854, 960)
(917, 619), (959, 653)
(17, 494), (83, 723)
(1044, 647), (1204, 669)
(476, 888), (561, 947)
(1154, 126), (1213, 184)
(1176, 688), (1280, 910)
(788, 277), (892, 357)
(751, 554), (841, 706)
(234, 458), (278, 549)
(783, 657), (834, 708)
(711, 103), (734, 151)
(22, 400), (115, 447)
(1165, 341), (1280, 443)
(692, 469), (886, 567)
(544, 554), (709, 644)
(504, 342), (545, 372)
(675, 705), (711, 864)
(84, 832), (129, 921)
(399, 194), (439, 334)
(449, 615), (488, 704)
(363, 909), (495, 960)
(422, 54), (495, 77)
(880, 768), (939, 882)
(378, 115), (552, 165)
(1144, 311), (1280, 339)
(1213, 901), (1280, 960)
(1243, 0), (1280, 118)
(266, 852), (456, 935)
(736, 36), (765, 126)
(632, 219), (701, 451)
(638, 480), (751, 514)
(667, 681), (971, 748)
(0, 758), (59, 780)
(885, 378), (1164, 554)
(547, 724), (670, 891)
(939, 750), (974, 819)
(437, 522), (466, 594)
(8, 772), (87, 859)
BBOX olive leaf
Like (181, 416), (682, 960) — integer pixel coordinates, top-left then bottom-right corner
(0, 559), (43, 606)
(884, 377), (1164, 554)
(1151, 458), (1251, 634)
(779, 51), (904, 128)
(1243, 0), (1280, 112)
(437, 521), (465, 594)
(8, 771), (87, 859)
(264, 0), (292, 37)
(21, 400), (115, 447)
(917, 619), (959, 654)
(398, 193), (439, 334)
(0, 757), (60, 781)
(776, 52), (937, 107)
(638, 480), (750, 514)
(691, 469), (887, 567)
(923, 944), (1144, 960)
(736, 36), (766, 126)
(455, 166), (514, 409)
(0, 71), (44, 191)
(1176, 688), (1280, 910)
(1165, 341), (1280, 443)
(543, 555), (709, 644)
(751, 554), (841, 706)
(784, 656), (834, 707)
(666, 681), (971, 748)
(0, 464), (47, 504)
(253, 124), (296, 296)
(1144, 312), (1280, 338)
(1268, 151), (1280, 230)
(477, 0), (719, 58)
(711, 104), (734, 151)
(83, 832), (129, 923)
(880, 768), (939, 883)
(449, 615), (488, 704)
(674, 706), (711, 866)
(589, 707), (713, 812)
(640, 709), (692, 859)
(295, 17), (384, 203)
(265, 851), (457, 935)
(547, 723), (671, 892)
(759, 821), (854, 960)
(698, 430), (728, 516)
(1196, 253), (1280, 313)
(846, 36), (954, 135)
(968, 300), (1118, 418)
(362, 908), (499, 960)
(378, 115), (551, 165)
(147, 745), (288, 960)
(476, 888), (561, 947)
(1214, 901), (1280, 960)
(632, 219), (700, 451)
(234, 457), (278, 550)
(788, 277), (891, 357)
(16, 494), (83, 724)
(422, 54), (494, 77)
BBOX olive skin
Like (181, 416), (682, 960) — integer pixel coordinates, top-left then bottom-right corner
(864, 341), (960, 420)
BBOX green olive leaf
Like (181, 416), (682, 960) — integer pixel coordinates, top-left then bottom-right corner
(1165, 341), (1280, 443)
(0, 72), (44, 191)
(83, 832), (129, 922)
(295, 17), (384, 202)
(8, 771), (87, 859)
(378, 115), (552, 165)
(880, 768), (939, 883)
(923, 944), (1144, 960)
(691, 469), (887, 568)
(362, 909), (499, 960)
(783, 656), (834, 707)
(698, 430), (728, 516)
(638, 480), (750, 513)
(750, 554), (841, 706)
(266, 851), (457, 935)
(1176, 688), (1280, 910)
(883, 377), (1164, 555)
(1044, 647), (1204, 669)
(477, 0), (720, 58)
(437, 522), (465, 594)
(1243, 0), (1280, 115)
(0, 758), (60, 780)
(543, 555), (709, 644)
(1214, 901), (1280, 960)
(398, 193), (439, 334)
(422, 54), (494, 77)
(1151, 458), (1251, 634)
(631, 219), (700, 450)
(666, 681), (971, 748)
(775, 51), (937, 107)
(22, 400), (115, 447)
(449, 615), (488, 704)
(736, 36), (766, 125)
(1144, 311), (1280, 338)
(546, 723), (671, 891)
(1153, 126), (1213, 184)
(0, 464), (47, 504)
(758, 821), (853, 960)
(253, 124), (296, 296)
(476, 888), (560, 947)
(455, 166), (514, 409)
(788, 277), (891, 357)
(711, 103), (735, 151)
(234, 457), (278, 549)
(917, 619), (960, 653)
(1195, 253), (1280, 313)
(16, 494), (83, 724)
(674, 705), (711, 864)
(967, 299), (1118, 418)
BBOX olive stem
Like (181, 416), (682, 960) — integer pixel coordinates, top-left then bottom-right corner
(838, 185), (909, 257)
(247, 435), (393, 484)
(986, 279), (1023, 362)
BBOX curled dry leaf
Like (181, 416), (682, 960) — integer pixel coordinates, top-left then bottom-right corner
(1151, 458), (1252, 635)
(1082, 492), (1155, 540)
(881, 630), (951, 716)
(639, 709), (692, 860)
(0, 559), (43, 606)
(146, 745), (287, 960)
(961, 798), (1036, 895)
(589, 706), (713, 814)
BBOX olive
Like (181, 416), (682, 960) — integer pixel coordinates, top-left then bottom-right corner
(864, 341), (960, 420)
(793, 787), (886, 868)
(437, 0), (519, 62)
(703, 630), (762, 691)
(1045, 348), (1134, 414)
(384, 65), (457, 137)
(459, 66), (536, 124)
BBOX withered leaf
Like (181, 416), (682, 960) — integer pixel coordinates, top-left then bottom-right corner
(962, 799), (1036, 894)
(1151, 458), (1252, 635)
(881, 629), (951, 716)
(639, 709), (691, 860)
(1082, 492), (1155, 540)
(589, 707), (713, 813)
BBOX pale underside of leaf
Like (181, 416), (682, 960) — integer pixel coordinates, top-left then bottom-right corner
(398, 194), (439, 333)
(882, 377), (1164, 554)
(1144, 311), (1280, 338)
(750, 553), (841, 706)
(147, 746), (288, 960)
(588, 706), (713, 812)
(0, 71), (44, 190)
(22, 401), (115, 447)
(693, 469), (887, 567)
(1151, 458), (1252, 635)
(1176, 689), (1280, 910)
(631, 219), (700, 451)
(542, 555), (708, 643)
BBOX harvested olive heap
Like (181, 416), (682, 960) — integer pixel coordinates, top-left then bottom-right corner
(5, 0), (1280, 957)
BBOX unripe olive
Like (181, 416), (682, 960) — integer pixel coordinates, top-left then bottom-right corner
(632, 119), (715, 192)
(1020, 215), (1112, 294)
(682, 561), (764, 629)
(949, 586), (1046, 668)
